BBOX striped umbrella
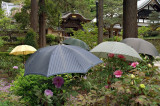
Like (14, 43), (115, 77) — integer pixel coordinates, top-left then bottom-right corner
(24, 45), (102, 77)
(90, 41), (142, 61)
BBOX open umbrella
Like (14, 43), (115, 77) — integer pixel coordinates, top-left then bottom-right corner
(10, 45), (37, 63)
(10, 45), (37, 55)
(90, 41), (142, 61)
(24, 45), (102, 77)
(63, 37), (90, 50)
(121, 38), (159, 57)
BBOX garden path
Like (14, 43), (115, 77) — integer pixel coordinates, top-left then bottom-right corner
(154, 61), (160, 68)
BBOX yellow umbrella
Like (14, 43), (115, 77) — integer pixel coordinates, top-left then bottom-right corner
(10, 45), (37, 64)
(10, 45), (37, 55)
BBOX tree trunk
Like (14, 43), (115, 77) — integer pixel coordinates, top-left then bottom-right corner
(30, 0), (39, 33)
(98, 0), (103, 44)
(109, 25), (114, 38)
(39, 0), (46, 48)
(123, 0), (138, 39)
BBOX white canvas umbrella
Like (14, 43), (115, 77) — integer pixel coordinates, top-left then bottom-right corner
(90, 41), (142, 61)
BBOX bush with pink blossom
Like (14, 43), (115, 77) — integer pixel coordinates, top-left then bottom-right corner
(65, 54), (160, 105)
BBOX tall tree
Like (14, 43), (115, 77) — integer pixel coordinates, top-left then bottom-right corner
(39, 0), (46, 47)
(103, 0), (123, 38)
(123, 0), (138, 39)
(13, 0), (30, 29)
(98, 0), (103, 44)
(30, 0), (38, 33)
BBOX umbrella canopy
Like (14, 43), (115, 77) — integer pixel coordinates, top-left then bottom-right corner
(24, 45), (102, 77)
(63, 38), (90, 50)
(10, 45), (37, 55)
(121, 38), (159, 57)
(90, 41), (142, 61)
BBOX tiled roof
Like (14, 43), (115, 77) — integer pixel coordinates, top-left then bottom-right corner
(137, 0), (151, 11)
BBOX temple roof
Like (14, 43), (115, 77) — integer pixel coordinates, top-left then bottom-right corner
(137, 0), (151, 10)
(138, 0), (160, 11)
(61, 13), (91, 22)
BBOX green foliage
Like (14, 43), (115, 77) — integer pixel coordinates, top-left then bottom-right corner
(14, 0), (94, 29)
(103, 0), (123, 37)
(0, 53), (23, 78)
(0, 37), (4, 47)
(149, 11), (160, 31)
(0, 17), (11, 30)
(138, 26), (150, 38)
(0, 36), (10, 41)
(11, 69), (85, 105)
(104, 36), (122, 42)
(46, 34), (56, 45)
(24, 29), (38, 48)
(104, 0), (123, 17)
(0, 9), (18, 30)
(45, 0), (61, 28)
(0, 92), (25, 105)
(72, 23), (98, 49)
(147, 31), (160, 37)
(13, 0), (30, 29)
(16, 37), (25, 44)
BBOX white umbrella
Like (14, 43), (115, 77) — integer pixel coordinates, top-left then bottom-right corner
(90, 41), (142, 61)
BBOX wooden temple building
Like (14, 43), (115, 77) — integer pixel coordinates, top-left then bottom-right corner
(137, 0), (160, 26)
(61, 13), (91, 36)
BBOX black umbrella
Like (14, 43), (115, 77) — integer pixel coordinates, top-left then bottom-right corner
(121, 38), (159, 57)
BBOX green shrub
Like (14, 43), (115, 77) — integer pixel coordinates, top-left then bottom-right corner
(105, 36), (122, 42)
(72, 23), (98, 49)
(46, 34), (56, 44)
(65, 54), (160, 105)
(138, 26), (150, 37)
(24, 29), (38, 48)
(0, 37), (4, 47)
(0, 53), (23, 79)
(147, 31), (159, 37)
(16, 37), (25, 44)
(11, 69), (84, 105)
(0, 36), (10, 41)
(0, 90), (25, 105)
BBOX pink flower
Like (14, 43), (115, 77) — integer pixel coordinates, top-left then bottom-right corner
(83, 76), (87, 80)
(13, 66), (18, 69)
(117, 55), (125, 59)
(114, 70), (123, 78)
(44, 89), (53, 96)
(131, 62), (139, 68)
(135, 62), (139, 65)
(108, 53), (114, 58)
(52, 76), (64, 88)
(105, 85), (109, 89)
